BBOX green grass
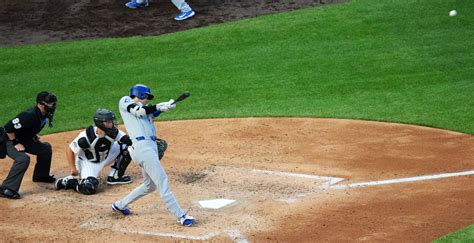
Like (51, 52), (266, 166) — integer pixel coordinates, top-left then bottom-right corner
(0, 0), (473, 135)
(433, 224), (474, 243)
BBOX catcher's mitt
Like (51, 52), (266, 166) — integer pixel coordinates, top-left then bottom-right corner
(157, 138), (168, 160)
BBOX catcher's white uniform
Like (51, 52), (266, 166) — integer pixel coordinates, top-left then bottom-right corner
(70, 127), (125, 179)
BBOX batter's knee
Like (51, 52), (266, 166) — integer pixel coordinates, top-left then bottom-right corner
(144, 182), (157, 193)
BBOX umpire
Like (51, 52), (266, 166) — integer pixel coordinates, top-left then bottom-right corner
(0, 91), (58, 199)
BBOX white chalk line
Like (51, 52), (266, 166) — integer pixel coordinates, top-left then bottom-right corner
(226, 229), (249, 243)
(81, 216), (242, 242)
(332, 170), (474, 189)
(113, 227), (250, 243)
(251, 169), (344, 188)
(111, 226), (221, 241)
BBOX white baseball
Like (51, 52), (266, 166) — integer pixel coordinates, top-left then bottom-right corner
(449, 10), (457, 17)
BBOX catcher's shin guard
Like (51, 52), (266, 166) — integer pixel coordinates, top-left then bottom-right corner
(112, 143), (132, 178)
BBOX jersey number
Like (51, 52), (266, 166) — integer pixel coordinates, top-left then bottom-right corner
(12, 118), (22, 129)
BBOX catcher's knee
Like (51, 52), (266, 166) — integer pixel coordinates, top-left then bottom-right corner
(77, 177), (99, 195)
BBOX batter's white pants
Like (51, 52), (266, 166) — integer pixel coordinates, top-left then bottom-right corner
(114, 139), (185, 219)
(136, 0), (192, 12)
(172, 0), (192, 12)
(76, 142), (120, 179)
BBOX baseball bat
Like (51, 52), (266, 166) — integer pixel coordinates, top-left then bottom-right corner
(171, 91), (191, 105)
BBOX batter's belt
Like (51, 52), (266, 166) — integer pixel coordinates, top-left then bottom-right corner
(135, 136), (157, 141)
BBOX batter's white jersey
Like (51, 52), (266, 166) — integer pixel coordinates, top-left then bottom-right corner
(119, 96), (156, 140)
(115, 96), (186, 220)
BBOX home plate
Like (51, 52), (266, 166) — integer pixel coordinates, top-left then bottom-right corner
(198, 199), (236, 209)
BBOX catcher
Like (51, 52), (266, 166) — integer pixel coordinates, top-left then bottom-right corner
(55, 108), (169, 195)
(54, 108), (134, 195)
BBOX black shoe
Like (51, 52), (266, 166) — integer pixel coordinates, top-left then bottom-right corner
(0, 187), (21, 199)
(107, 175), (133, 185)
(54, 178), (66, 190)
(33, 175), (56, 183)
(54, 176), (77, 190)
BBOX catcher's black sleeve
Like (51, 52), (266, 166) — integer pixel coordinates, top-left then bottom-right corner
(119, 135), (132, 146)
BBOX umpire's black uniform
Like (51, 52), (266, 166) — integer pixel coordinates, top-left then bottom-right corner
(0, 91), (57, 199)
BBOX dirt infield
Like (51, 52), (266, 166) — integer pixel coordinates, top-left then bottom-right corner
(1, 118), (473, 241)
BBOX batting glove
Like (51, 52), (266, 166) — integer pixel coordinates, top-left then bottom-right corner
(167, 99), (176, 109)
(156, 102), (170, 112)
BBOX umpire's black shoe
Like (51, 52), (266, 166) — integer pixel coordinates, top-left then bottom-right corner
(0, 187), (20, 199)
(32, 175), (56, 183)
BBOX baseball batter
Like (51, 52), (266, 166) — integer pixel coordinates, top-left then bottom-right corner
(112, 84), (195, 227)
(54, 109), (134, 195)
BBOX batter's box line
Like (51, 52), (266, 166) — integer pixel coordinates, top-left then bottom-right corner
(114, 227), (249, 243)
(250, 169), (345, 189)
(82, 217), (248, 242)
(80, 216), (223, 241)
(331, 169), (474, 189)
(111, 226), (221, 241)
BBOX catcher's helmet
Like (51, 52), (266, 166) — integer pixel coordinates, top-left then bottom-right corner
(93, 108), (116, 123)
(93, 108), (118, 137)
(130, 84), (154, 100)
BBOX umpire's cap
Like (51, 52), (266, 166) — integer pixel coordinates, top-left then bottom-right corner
(36, 91), (57, 104)
(130, 84), (154, 100)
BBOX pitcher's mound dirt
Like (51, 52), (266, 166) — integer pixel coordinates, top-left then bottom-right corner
(0, 0), (345, 47)
(1, 118), (473, 242)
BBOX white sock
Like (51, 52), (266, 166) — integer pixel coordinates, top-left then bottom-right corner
(108, 168), (117, 178)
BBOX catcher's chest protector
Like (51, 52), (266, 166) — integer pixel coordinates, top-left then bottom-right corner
(83, 126), (115, 163)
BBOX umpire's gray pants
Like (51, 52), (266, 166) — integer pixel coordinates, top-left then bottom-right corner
(114, 139), (185, 219)
(1, 140), (52, 192)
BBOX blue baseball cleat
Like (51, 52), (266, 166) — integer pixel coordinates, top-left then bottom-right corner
(178, 214), (196, 226)
(112, 203), (131, 215)
(125, 0), (149, 9)
(174, 10), (195, 21)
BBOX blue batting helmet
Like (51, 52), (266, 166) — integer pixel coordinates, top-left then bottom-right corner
(130, 84), (154, 100)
